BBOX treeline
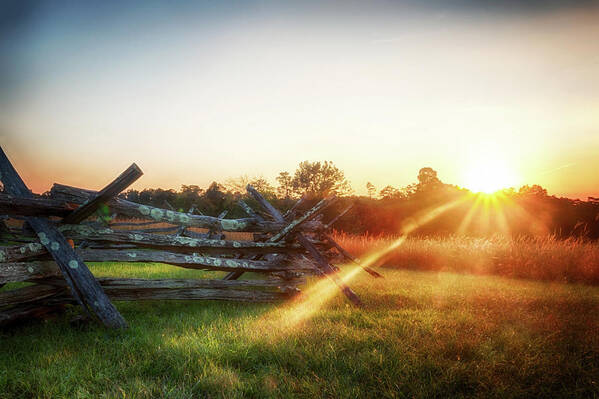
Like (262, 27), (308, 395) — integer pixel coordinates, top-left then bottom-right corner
(119, 182), (297, 220)
(331, 186), (599, 239)
(118, 161), (599, 239)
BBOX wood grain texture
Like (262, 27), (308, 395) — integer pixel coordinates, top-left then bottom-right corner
(238, 200), (265, 222)
(57, 224), (298, 253)
(225, 196), (333, 280)
(0, 300), (66, 327)
(51, 184), (323, 233)
(1, 278), (299, 310)
(0, 283), (63, 307)
(247, 184), (362, 306)
(269, 196), (335, 242)
(74, 248), (303, 272)
(0, 261), (61, 284)
(63, 163), (143, 224)
(0, 146), (127, 329)
(283, 196), (306, 220)
(0, 195), (72, 217)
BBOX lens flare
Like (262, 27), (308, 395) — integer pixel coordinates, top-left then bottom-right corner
(252, 196), (469, 337)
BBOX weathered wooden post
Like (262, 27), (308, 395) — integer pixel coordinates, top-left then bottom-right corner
(0, 147), (128, 329)
(63, 163), (142, 224)
(283, 196), (306, 220)
(324, 234), (383, 278)
(224, 195), (336, 281)
(246, 185), (363, 306)
(1, 147), (376, 328)
(324, 204), (353, 231)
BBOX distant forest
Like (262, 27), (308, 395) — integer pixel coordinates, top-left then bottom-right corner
(117, 161), (599, 239)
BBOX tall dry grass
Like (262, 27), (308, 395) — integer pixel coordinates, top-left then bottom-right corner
(333, 232), (599, 284)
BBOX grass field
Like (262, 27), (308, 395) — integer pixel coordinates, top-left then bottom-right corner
(334, 233), (599, 285)
(1, 259), (598, 398)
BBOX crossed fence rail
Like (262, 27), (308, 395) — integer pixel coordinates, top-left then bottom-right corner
(0, 147), (380, 329)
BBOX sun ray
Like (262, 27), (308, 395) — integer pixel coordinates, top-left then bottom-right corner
(489, 193), (511, 235)
(492, 190), (549, 235)
(478, 194), (492, 234)
(252, 195), (470, 338)
(457, 194), (483, 235)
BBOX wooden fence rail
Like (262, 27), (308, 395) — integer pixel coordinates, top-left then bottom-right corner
(0, 146), (380, 329)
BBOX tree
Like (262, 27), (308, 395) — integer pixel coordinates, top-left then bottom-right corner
(366, 182), (376, 199)
(291, 160), (352, 198)
(181, 185), (203, 194)
(416, 167), (442, 192)
(379, 185), (402, 200)
(179, 185), (203, 210)
(402, 183), (418, 198)
(225, 175), (274, 196)
(518, 184), (548, 197)
(224, 175), (251, 194)
(121, 189), (140, 202)
(276, 171), (293, 199)
(204, 182), (225, 205)
(249, 177), (275, 197)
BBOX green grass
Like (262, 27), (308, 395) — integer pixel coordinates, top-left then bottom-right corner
(1, 262), (598, 398)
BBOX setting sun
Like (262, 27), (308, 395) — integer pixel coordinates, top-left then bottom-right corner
(463, 156), (518, 194)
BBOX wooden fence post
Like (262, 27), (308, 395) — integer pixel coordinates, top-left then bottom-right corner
(246, 185), (362, 306)
(63, 163), (143, 224)
(0, 147), (128, 329)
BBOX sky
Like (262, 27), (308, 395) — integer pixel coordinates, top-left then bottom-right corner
(1, 0), (598, 198)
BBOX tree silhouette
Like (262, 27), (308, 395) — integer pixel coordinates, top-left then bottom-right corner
(366, 182), (376, 199)
(225, 175), (275, 197)
(518, 184), (548, 197)
(179, 185), (204, 210)
(379, 185), (402, 200)
(249, 177), (275, 196)
(276, 171), (293, 199)
(224, 175), (250, 194)
(416, 167), (442, 192)
(291, 160), (352, 198)
(116, 164), (599, 240)
(205, 182), (225, 204)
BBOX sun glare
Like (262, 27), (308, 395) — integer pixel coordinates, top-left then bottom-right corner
(463, 154), (518, 194)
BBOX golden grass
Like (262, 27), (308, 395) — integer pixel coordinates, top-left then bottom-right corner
(333, 232), (599, 284)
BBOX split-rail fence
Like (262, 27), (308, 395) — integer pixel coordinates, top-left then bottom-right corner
(0, 147), (381, 329)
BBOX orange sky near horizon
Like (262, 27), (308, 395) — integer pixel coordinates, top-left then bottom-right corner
(1, 2), (598, 199)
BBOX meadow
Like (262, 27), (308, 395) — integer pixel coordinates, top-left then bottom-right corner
(1, 253), (598, 398)
(334, 233), (599, 285)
